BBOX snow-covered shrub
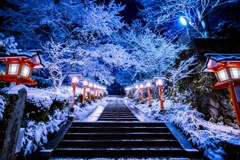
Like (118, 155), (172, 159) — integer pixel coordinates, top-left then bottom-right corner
(21, 119), (61, 158)
(0, 33), (21, 55)
(132, 99), (240, 160)
(0, 95), (5, 120)
(24, 87), (69, 122)
(31, 76), (53, 88)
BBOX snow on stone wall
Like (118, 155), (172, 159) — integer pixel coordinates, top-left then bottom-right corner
(0, 95), (5, 120)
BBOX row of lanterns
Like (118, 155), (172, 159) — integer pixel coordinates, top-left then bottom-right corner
(125, 76), (165, 110)
(0, 52), (107, 121)
(0, 51), (240, 125)
(68, 73), (107, 115)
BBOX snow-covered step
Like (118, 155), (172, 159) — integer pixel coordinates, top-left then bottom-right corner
(57, 139), (180, 148)
(49, 98), (200, 159)
(71, 121), (167, 127)
(53, 147), (186, 158)
(63, 132), (175, 140)
(68, 126), (170, 133)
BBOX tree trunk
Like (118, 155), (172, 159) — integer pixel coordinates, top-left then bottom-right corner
(201, 15), (211, 38)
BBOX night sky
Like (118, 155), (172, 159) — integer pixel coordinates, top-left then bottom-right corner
(98, 0), (142, 24)
(115, 0), (142, 24)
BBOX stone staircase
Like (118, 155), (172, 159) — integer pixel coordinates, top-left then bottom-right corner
(97, 99), (139, 121)
(49, 98), (200, 159)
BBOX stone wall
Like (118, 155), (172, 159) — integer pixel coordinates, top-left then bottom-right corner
(168, 38), (240, 128)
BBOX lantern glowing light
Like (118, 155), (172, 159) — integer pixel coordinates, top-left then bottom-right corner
(0, 50), (44, 85)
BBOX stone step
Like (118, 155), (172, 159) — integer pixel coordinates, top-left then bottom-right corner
(97, 118), (139, 121)
(53, 147), (185, 158)
(49, 98), (200, 159)
(63, 132), (176, 140)
(58, 139), (180, 148)
(68, 126), (170, 133)
(71, 122), (167, 127)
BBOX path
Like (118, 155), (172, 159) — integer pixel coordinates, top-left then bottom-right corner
(42, 96), (200, 159)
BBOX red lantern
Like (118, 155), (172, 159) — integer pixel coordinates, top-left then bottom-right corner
(202, 53), (240, 125)
(0, 50), (43, 85)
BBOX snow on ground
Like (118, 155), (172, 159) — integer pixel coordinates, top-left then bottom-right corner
(125, 97), (240, 160)
(0, 85), (107, 158)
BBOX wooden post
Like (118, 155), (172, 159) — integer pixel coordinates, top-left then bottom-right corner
(147, 87), (152, 106)
(71, 85), (76, 109)
(0, 86), (27, 160)
(82, 86), (86, 104)
(88, 87), (92, 102)
(141, 88), (144, 103)
(94, 88), (96, 100)
(159, 87), (164, 110)
(228, 82), (240, 125)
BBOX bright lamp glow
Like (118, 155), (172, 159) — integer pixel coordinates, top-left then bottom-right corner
(180, 16), (187, 26)
(89, 83), (93, 87)
(217, 69), (229, 81)
(83, 80), (88, 86)
(72, 77), (78, 83)
(146, 82), (151, 87)
(156, 79), (163, 86)
(21, 65), (31, 77)
(8, 64), (19, 75)
(135, 85), (139, 89)
(125, 87), (130, 91)
(140, 84), (144, 89)
(230, 68), (240, 79)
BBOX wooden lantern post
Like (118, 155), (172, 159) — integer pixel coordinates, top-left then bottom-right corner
(68, 73), (82, 114)
(82, 79), (89, 104)
(153, 76), (165, 110)
(88, 81), (93, 102)
(144, 80), (152, 106)
(202, 53), (240, 125)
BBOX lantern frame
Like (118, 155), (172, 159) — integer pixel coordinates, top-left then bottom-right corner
(0, 50), (44, 85)
(202, 53), (240, 125)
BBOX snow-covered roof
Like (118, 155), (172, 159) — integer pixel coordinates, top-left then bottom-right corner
(153, 76), (166, 80)
(68, 73), (82, 78)
(0, 50), (44, 68)
(204, 53), (240, 62)
(202, 53), (240, 72)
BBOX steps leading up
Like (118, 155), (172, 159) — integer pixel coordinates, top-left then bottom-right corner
(52, 122), (189, 159)
(50, 98), (200, 159)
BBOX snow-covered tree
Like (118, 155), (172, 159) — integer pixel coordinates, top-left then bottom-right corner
(116, 21), (187, 81)
(0, 0), (131, 90)
(0, 33), (21, 55)
(137, 0), (238, 38)
(167, 55), (197, 88)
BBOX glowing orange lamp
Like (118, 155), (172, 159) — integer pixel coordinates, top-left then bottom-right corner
(0, 50), (43, 85)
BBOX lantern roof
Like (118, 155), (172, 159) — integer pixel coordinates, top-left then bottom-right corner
(153, 76), (166, 81)
(144, 79), (152, 83)
(68, 72), (82, 78)
(202, 53), (240, 72)
(0, 50), (44, 68)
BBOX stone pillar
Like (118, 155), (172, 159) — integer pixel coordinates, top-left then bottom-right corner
(0, 87), (27, 160)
